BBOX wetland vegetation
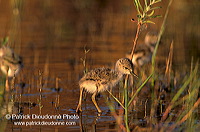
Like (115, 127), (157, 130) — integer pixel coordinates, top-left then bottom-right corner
(0, 0), (199, 131)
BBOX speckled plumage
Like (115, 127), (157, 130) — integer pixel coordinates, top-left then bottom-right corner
(0, 46), (23, 77)
(76, 58), (137, 113)
(0, 45), (23, 91)
(127, 32), (158, 67)
(79, 68), (119, 93)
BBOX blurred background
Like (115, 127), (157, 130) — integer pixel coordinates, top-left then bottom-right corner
(0, 0), (199, 79)
(0, 0), (199, 131)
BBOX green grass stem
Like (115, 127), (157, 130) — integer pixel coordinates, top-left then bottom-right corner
(171, 62), (198, 103)
(124, 75), (130, 132)
(106, 90), (125, 109)
(151, 0), (174, 85)
(162, 62), (199, 122)
(128, 73), (152, 106)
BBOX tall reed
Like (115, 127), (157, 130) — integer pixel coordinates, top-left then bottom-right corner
(123, 0), (162, 131)
(149, 0), (174, 125)
(160, 61), (200, 131)
(105, 0), (162, 131)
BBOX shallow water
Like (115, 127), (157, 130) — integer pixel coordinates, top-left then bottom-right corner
(0, 0), (200, 131)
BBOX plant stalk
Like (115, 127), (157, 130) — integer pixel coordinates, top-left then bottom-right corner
(124, 75), (130, 132)
(130, 23), (141, 60)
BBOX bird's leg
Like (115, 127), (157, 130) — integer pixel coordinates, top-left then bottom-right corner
(5, 77), (10, 92)
(92, 91), (102, 113)
(76, 87), (83, 113)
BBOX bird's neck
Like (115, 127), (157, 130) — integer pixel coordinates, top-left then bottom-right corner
(109, 71), (123, 87)
(146, 43), (155, 53)
(115, 71), (123, 81)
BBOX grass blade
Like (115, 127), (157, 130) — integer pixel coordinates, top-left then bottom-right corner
(128, 73), (153, 106)
(107, 90), (125, 109)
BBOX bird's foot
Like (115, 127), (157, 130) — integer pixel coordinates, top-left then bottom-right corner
(76, 106), (82, 114)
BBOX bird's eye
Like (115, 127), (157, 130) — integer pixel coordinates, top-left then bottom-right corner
(124, 67), (128, 70)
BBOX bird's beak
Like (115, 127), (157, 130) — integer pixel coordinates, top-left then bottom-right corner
(130, 71), (138, 78)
